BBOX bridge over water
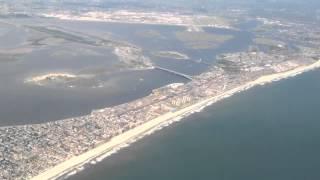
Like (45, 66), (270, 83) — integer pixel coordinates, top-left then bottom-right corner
(154, 66), (193, 80)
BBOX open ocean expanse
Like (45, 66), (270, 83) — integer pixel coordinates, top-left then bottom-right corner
(69, 69), (320, 180)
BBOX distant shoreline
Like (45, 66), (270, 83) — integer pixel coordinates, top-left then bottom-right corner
(31, 60), (320, 180)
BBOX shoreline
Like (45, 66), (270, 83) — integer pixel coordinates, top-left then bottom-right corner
(31, 60), (320, 180)
(40, 12), (232, 30)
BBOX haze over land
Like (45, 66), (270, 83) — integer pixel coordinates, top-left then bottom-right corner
(0, 0), (319, 179)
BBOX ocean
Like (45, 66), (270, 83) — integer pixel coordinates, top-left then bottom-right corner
(68, 69), (320, 180)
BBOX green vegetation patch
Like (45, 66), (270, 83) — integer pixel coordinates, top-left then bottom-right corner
(175, 31), (233, 49)
(217, 59), (241, 73)
(26, 26), (96, 46)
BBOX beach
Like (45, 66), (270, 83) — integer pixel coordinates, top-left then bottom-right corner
(32, 60), (320, 180)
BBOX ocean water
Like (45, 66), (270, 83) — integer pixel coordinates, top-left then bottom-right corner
(69, 70), (320, 180)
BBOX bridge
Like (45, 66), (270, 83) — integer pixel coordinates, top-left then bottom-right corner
(154, 66), (193, 80)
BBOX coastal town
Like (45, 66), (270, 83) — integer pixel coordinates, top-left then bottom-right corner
(1, 2), (320, 180)
(40, 10), (232, 29)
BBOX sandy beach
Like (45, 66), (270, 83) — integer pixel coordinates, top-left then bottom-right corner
(32, 60), (320, 180)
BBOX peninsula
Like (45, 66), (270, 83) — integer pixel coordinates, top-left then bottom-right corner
(1, 3), (320, 180)
(1, 51), (319, 179)
(32, 59), (320, 180)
